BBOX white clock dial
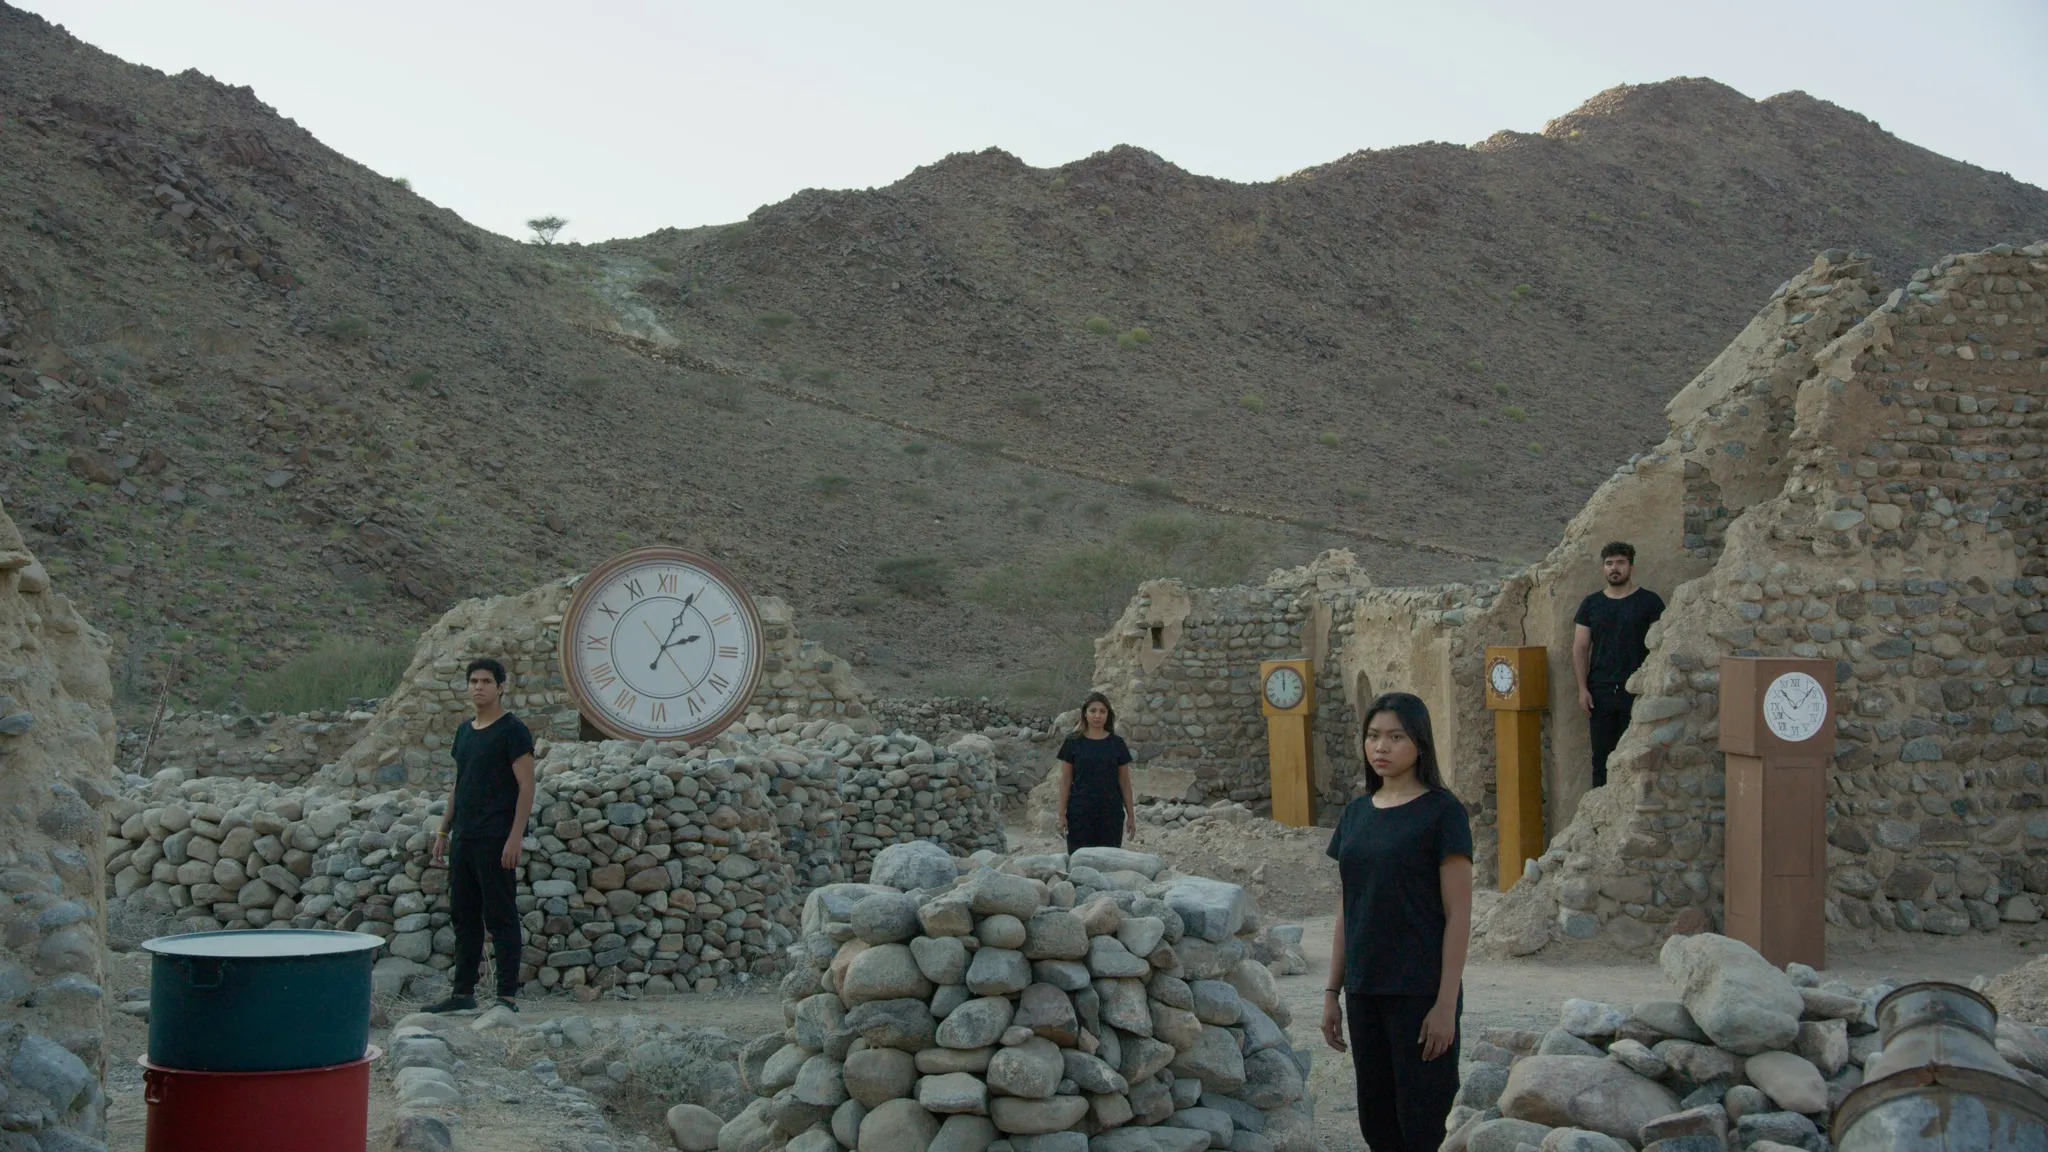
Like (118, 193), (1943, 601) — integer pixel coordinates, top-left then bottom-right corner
(1263, 667), (1305, 710)
(1761, 671), (1827, 743)
(1489, 660), (1516, 696)
(559, 548), (764, 743)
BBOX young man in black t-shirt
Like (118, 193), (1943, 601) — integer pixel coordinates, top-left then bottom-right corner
(1572, 541), (1664, 788)
(425, 657), (536, 1012)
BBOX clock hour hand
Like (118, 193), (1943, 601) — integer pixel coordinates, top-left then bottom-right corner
(650, 634), (701, 670)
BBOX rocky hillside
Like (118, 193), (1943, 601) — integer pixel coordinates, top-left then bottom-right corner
(2, 3), (2044, 714)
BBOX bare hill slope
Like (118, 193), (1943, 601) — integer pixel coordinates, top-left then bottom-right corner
(1, 3), (2043, 712)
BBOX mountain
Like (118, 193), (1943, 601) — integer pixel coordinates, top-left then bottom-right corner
(2, 2), (2044, 712)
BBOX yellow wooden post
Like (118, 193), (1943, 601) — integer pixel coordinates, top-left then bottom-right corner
(1260, 659), (1317, 827)
(1484, 646), (1548, 890)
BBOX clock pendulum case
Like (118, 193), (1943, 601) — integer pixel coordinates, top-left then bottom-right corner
(1259, 659), (1316, 827)
(1484, 646), (1549, 890)
(1718, 656), (1835, 968)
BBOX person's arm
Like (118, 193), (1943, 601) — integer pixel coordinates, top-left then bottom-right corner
(1118, 759), (1137, 840)
(1420, 854), (1474, 1061)
(432, 754), (459, 866)
(1573, 623), (1594, 713)
(1055, 761), (1074, 834)
(1321, 900), (1347, 1052)
(502, 753), (536, 869)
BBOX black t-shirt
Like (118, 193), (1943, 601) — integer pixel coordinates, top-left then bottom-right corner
(1325, 789), (1473, 997)
(1574, 587), (1666, 688)
(450, 713), (535, 843)
(1058, 733), (1132, 809)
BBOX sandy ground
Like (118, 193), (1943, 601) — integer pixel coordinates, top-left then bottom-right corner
(102, 820), (2046, 1151)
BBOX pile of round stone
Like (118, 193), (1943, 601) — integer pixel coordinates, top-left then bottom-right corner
(719, 841), (1316, 1152)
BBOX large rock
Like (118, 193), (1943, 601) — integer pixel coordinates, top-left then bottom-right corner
(1023, 910), (1090, 960)
(965, 947), (1032, 996)
(986, 1036), (1065, 1099)
(936, 996), (1015, 1049)
(843, 944), (936, 1004)
(931, 1115), (998, 1152)
(843, 1048), (917, 1107)
(667, 1102), (724, 1151)
(1744, 1051), (1826, 1114)
(1165, 878), (1249, 942)
(917, 1071), (990, 1115)
(1498, 1055), (1682, 1143)
(1168, 1024), (1246, 1092)
(845, 998), (938, 1051)
(860, 1098), (940, 1150)
(1070, 847), (1165, 879)
(990, 1095), (1090, 1134)
(1468, 1118), (1556, 1152)
(852, 893), (923, 944)
(912, 936), (971, 985)
(1658, 934), (1802, 1055)
(871, 840), (958, 890)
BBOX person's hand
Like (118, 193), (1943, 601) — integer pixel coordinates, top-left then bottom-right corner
(430, 832), (447, 867)
(1124, 813), (1138, 843)
(500, 834), (522, 870)
(1056, 811), (1067, 835)
(1419, 997), (1458, 1061)
(1322, 992), (1346, 1052)
(1578, 685), (1594, 714)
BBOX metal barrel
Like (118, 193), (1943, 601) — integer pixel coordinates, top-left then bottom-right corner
(1834, 982), (2048, 1152)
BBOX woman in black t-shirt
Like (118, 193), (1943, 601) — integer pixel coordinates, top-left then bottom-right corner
(1320, 691), (1474, 1152)
(1055, 691), (1136, 854)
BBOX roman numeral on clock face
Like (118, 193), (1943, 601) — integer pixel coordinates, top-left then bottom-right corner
(613, 688), (638, 713)
(624, 577), (645, 601)
(585, 635), (608, 651)
(717, 645), (739, 659)
(590, 663), (618, 690)
(651, 701), (668, 723)
(657, 572), (677, 593)
(710, 613), (730, 625)
(707, 673), (730, 693)
(687, 695), (703, 716)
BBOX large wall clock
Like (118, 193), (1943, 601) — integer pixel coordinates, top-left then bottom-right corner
(558, 546), (765, 743)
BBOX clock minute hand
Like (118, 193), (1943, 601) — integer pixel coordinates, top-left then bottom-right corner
(650, 634), (703, 670)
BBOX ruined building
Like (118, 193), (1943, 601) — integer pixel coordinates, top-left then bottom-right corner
(1095, 240), (2048, 949)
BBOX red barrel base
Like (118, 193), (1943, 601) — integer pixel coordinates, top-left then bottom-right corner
(142, 1047), (378, 1152)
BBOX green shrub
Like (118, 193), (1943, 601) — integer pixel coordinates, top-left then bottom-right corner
(804, 368), (841, 388)
(1527, 441), (1543, 455)
(244, 640), (411, 713)
(1504, 405), (1527, 421)
(775, 362), (802, 384)
(573, 375), (606, 398)
(755, 312), (795, 334)
(1084, 501), (1108, 516)
(1493, 382), (1511, 398)
(1509, 283), (1535, 300)
(902, 441), (929, 458)
(1133, 476), (1173, 499)
(1011, 393), (1047, 418)
(705, 380), (747, 411)
(1238, 393), (1266, 414)
(1465, 358), (1484, 374)
(810, 474), (852, 497)
(322, 316), (368, 343)
(1023, 510), (1045, 531)
(1083, 316), (1113, 334)
(404, 368), (435, 390)
(850, 594), (883, 613)
(1430, 434), (1451, 449)
(1127, 514), (1198, 560)
(1117, 327), (1153, 347)
(965, 438), (1002, 455)
(876, 556), (946, 598)
(1318, 431), (1341, 447)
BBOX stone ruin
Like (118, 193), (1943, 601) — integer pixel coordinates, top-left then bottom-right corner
(1447, 930), (2048, 1152)
(0, 500), (118, 1151)
(719, 840), (1315, 1152)
(1094, 240), (2048, 952)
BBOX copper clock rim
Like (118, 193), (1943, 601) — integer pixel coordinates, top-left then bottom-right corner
(1486, 656), (1516, 695)
(556, 545), (766, 744)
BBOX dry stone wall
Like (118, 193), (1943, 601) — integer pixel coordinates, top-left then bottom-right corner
(721, 841), (1316, 1152)
(118, 705), (373, 783)
(326, 579), (876, 790)
(105, 724), (1006, 996)
(0, 500), (119, 1152)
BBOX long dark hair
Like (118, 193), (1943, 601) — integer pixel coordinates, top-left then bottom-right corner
(1360, 691), (1447, 794)
(1076, 691), (1117, 735)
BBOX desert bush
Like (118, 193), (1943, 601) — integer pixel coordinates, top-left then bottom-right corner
(1430, 434), (1451, 449)
(322, 316), (368, 343)
(1238, 393), (1266, 414)
(1011, 393), (1047, 418)
(1493, 382), (1511, 398)
(876, 556), (946, 598)
(810, 474), (852, 497)
(1132, 476), (1172, 499)
(705, 380), (747, 411)
(1117, 327), (1152, 347)
(902, 441), (929, 458)
(1504, 405), (1527, 421)
(1527, 441), (1543, 455)
(1465, 357), (1484, 374)
(1318, 431), (1341, 447)
(804, 368), (841, 388)
(404, 368), (435, 390)
(965, 438), (1002, 455)
(244, 640), (410, 714)
(755, 312), (795, 334)
(1509, 283), (1535, 300)
(573, 375), (606, 399)
(1083, 316), (1113, 334)
(1127, 514), (1198, 561)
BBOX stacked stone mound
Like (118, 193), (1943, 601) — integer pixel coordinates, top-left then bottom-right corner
(104, 723), (1006, 997)
(327, 581), (876, 790)
(117, 704), (376, 781)
(1446, 931), (2048, 1152)
(0, 502), (119, 1152)
(718, 841), (1315, 1152)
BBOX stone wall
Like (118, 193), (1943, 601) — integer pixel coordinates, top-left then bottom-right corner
(118, 705), (373, 783)
(326, 578), (876, 789)
(0, 500), (118, 1152)
(719, 841), (1316, 1152)
(106, 723), (1007, 996)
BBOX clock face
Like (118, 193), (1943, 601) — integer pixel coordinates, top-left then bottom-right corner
(1488, 659), (1517, 697)
(558, 547), (764, 743)
(1263, 666), (1305, 710)
(1762, 671), (1827, 743)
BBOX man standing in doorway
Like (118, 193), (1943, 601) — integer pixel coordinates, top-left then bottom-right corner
(1573, 542), (1665, 788)
(426, 658), (536, 1012)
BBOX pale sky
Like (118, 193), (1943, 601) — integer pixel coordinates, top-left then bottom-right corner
(19, 0), (2048, 243)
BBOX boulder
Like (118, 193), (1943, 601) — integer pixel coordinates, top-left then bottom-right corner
(843, 944), (936, 1004)
(842, 1048), (917, 1107)
(936, 997), (1015, 1049)
(930, 1115), (998, 1152)
(916, 1071), (990, 1115)
(667, 1103), (723, 1152)
(1165, 878), (1249, 942)
(1744, 1051), (1826, 1114)
(1070, 847), (1165, 879)
(871, 841), (958, 891)
(859, 1098), (940, 1151)
(986, 1036), (1064, 1098)
(1658, 934), (1802, 1055)
(990, 1095), (1090, 1134)
(1499, 1055), (1682, 1143)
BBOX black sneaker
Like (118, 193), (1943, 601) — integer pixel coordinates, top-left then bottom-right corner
(422, 993), (477, 1014)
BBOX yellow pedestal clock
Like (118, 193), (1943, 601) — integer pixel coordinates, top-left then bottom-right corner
(1484, 645), (1548, 891)
(1260, 659), (1316, 827)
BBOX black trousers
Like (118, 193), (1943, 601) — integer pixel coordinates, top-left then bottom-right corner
(448, 835), (522, 998)
(1346, 991), (1460, 1152)
(1064, 795), (1124, 855)
(1588, 683), (1635, 788)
